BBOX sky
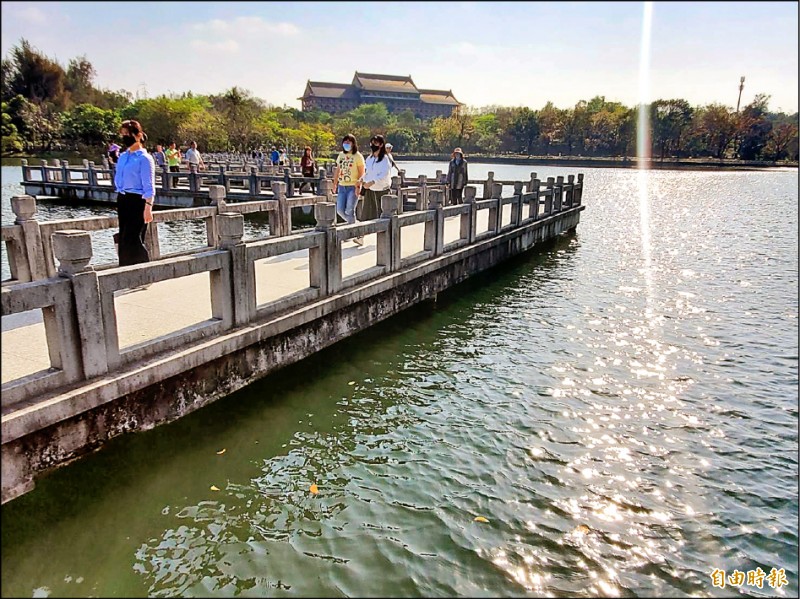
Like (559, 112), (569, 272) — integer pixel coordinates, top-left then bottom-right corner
(2, 1), (798, 113)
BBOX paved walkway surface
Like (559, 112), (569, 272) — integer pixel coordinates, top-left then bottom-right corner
(2, 211), (497, 385)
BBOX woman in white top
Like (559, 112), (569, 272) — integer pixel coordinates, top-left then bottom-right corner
(359, 135), (393, 221)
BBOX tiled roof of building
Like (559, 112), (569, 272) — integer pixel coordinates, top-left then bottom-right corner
(300, 81), (354, 99)
(353, 72), (419, 94)
(418, 89), (462, 106)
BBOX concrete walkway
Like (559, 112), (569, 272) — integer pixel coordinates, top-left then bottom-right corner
(2, 210), (497, 384)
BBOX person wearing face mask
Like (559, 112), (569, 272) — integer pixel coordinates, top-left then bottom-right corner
(332, 134), (366, 244)
(359, 135), (392, 222)
(114, 119), (155, 267)
(446, 147), (469, 205)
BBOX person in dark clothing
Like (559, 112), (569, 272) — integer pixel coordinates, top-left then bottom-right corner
(300, 146), (316, 194)
(446, 147), (469, 204)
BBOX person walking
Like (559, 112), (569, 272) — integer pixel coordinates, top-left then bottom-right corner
(185, 141), (205, 170)
(114, 119), (155, 267)
(270, 146), (279, 166)
(153, 144), (167, 169)
(332, 134), (366, 244)
(300, 146), (316, 194)
(446, 147), (469, 204)
(359, 134), (392, 222)
(278, 147), (288, 166)
(166, 142), (181, 173)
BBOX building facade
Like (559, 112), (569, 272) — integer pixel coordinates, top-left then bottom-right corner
(299, 72), (462, 119)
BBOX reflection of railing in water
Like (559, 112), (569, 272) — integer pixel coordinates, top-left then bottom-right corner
(1, 173), (584, 504)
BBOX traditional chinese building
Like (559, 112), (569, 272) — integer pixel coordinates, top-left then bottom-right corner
(299, 72), (462, 119)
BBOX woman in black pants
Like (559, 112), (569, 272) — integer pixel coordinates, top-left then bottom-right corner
(114, 119), (155, 266)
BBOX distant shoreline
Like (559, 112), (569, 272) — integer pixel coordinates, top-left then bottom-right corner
(390, 154), (799, 172)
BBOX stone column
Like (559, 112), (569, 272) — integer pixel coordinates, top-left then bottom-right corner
(61, 160), (71, 184)
(52, 229), (105, 379)
(527, 172), (538, 192)
(554, 176), (564, 212)
(425, 189), (444, 256)
(20, 158), (29, 183)
(315, 202), (339, 294)
(87, 161), (98, 187)
(318, 177), (333, 203)
(512, 181), (524, 227)
(189, 163), (199, 193)
(11, 194), (47, 281)
(462, 186), (477, 244)
(566, 175), (575, 208)
(271, 181), (291, 237)
(284, 168), (294, 198)
(417, 174), (428, 211)
(483, 171), (495, 200)
(249, 166), (259, 197)
(489, 182), (503, 235)
(544, 177), (555, 216)
(575, 173), (584, 205)
(41, 160), (50, 184)
(378, 194), (398, 271)
(529, 179), (541, 220)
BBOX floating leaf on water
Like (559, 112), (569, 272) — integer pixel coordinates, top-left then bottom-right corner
(474, 516), (489, 523)
(574, 524), (590, 534)
(310, 484), (319, 495)
(210, 485), (220, 491)
(216, 448), (226, 455)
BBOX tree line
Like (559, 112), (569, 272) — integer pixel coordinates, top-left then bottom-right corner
(2, 39), (797, 162)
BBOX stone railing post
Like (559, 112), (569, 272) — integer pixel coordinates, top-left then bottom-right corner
(544, 177), (555, 216)
(206, 185), (227, 247)
(527, 172), (538, 192)
(102, 156), (110, 170)
(575, 173), (584, 205)
(87, 161), (98, 187)
(512, 181), (524, 227)
(189, 163), (199, 193)
(270, 181), (291, 237)
(40, 160), (50, 183)
(283, 168), (294, 198)
(417, 174), (428, 211)
(318, 177), (333, 202)
(144, 220), (161, 261)
(315, 202), (339, 295)
(52, 229), (105, 379)
(566, 175), (575, 207)
(248, 166), (259, 197)
(425, 189), (444, 256)
(399, 169), (406, 187)
(51, 159), (62, 183)
(161, 164), (172, 192)
(215, 212), (249, 326)
(379, 194), (399, 272)
(483, 171), (495, 200)
(462, 186), (477, 244)
(218, 165), (230, 193)
(490, 182), (503, 235)
(11, 194), (47, 281)
(20, 159), (29, 183)
(61, 160), (72, 184)
(529, 179), (542, 220)
(554, 176), (564, 212)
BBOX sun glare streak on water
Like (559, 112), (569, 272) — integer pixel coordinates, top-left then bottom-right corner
(637, 2), (656, 323)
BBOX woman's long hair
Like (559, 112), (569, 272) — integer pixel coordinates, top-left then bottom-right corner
(370, 134), (386, 162)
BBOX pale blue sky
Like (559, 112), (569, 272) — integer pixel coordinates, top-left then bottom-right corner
(2, 1), (797, 113)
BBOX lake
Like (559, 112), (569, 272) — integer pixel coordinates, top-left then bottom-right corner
(1, 162), (797, 597)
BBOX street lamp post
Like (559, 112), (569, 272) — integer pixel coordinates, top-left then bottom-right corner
(736, 76), (745, 112)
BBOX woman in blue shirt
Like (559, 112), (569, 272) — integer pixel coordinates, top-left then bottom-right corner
(114, 119), (155, 266)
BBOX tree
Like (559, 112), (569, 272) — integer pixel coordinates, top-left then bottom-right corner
(763, 122), (799, 160)
(651, 99), (693, 159)
(4, 39), (69, 109)
(385, 127), (416, 152)
(736, 94), (772, 160)
(62, 103), (120, 148)
(210, 87), (263, 151)
(537, 102), (563, 154)
(693, 103), (737, 158)
(65, 56), (96, 105)
(349, 102), (392, 134)
(510, 107), (539, 155)
(19, 101), (63, 151)
(1, 102), (24, 154)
